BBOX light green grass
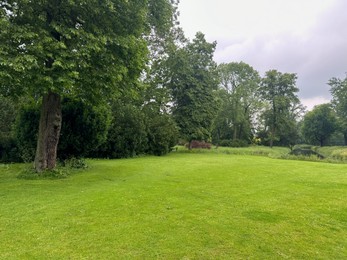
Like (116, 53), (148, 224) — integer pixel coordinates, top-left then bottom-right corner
(317, 146), (347, 160)
(1, 153), (346, 259)
(177, 145), (290, 157)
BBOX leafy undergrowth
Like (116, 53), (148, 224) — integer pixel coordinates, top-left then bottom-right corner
(176, 145), (290, 158)
(179, 145), (347, 163)
(316, 146), (347, 161)
(1, 154), (346, 259)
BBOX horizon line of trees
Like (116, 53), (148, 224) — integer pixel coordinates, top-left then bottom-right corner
(1, 1), (347, 170)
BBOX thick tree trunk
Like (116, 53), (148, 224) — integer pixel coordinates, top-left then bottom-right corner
(34, 92), (62, 172)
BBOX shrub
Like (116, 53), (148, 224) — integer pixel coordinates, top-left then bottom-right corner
(96, 104), (148, 158)
(59, 99), (111, 159)
(63, 157), (88, 169)
(146, 113), (178, 156)
(219, 139), (249, 147)
(15, 105), (39, 162)
(186, 140), (212, 149)
(219, 139), (232, 147)
(0, 137), (21, 163)
(16, 99), (111, 161)
(289, 147), (324, 159)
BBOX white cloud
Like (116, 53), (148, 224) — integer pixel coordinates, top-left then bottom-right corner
(301, 96), (331, 111)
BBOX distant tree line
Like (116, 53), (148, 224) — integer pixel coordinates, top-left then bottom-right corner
(1, 1), (346, 168)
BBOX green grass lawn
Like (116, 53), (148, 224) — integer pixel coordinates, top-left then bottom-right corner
(1, 152), (346, 259)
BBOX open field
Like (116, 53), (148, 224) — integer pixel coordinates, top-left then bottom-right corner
(1, 151), (346, 259)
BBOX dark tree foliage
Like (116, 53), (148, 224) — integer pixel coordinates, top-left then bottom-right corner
(94, 101), (178, 159)
(302, 104), (338, 146)
(15, 100), (111, 161)
(143, 105), (178, 156)
(58, 99), (111, 159)
(260, 70), (300, 147)
(167, 32), (219, 146)
(15, 105), (40, 162)
(0, 0), (176, 172)
(216, 62), (260, 143)
(0, 95), (21, 162)
(97, 103), (148, 159)
(329, 73), (347, 144)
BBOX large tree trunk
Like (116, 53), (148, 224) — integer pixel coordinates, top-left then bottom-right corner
(34, 92), (62, 172)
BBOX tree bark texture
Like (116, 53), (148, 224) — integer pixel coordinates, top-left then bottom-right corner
(34, 92), (62, 172)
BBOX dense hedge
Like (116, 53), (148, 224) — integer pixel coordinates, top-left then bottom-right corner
(1, 100), (179, 162)
(218, 139), (249, 147)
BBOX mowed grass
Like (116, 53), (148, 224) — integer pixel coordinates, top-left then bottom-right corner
(1, 152), (346, 259)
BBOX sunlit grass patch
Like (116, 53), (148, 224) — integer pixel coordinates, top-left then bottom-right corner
(1, 153), (346, 258)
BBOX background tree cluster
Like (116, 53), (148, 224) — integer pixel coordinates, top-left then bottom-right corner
(1, 1), (347, 169)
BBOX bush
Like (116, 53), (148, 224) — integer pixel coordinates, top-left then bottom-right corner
(63, 157), (88, 169)
(289, 147), (324, 159)
(146, 113), (178, 156)
(186, 140), (212, 149)
(16, 99), (111, 161)
(0, 137), (21, 163)
(219, 139), (249, 147)
(96, 104), (148, 158)
(59, 99), (111, 159)
(15, 105), (39, 162)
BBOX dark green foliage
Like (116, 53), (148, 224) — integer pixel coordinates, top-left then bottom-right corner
(329, 74), (347, 144)
(0, 137), (21, 163)
(15, 100), (110, 161)
(15, 105), (40, 162)
(59, 99), (111, 159)
(63, 157), (88, 169)
(215, 62), (261, 143)
(219, 139), (249, 147)
(289, 147), (324, 159)
(186, 140), (212, 149)
(0, 0), (175, 171)
(260, 70), (301, 147)
(97, 104), (148, 159)
(0, 95), (21, 162)
(146, 112), (178, 156)
(0, 0), (174, 101)
(168, 32), (219, 143)
(96, 103), (178, 158)
(302, 104), (338, 146)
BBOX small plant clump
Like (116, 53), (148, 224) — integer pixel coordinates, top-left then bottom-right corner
(186, 140), (212, 149)
(16, 157), (88, 179)
(17, 167), (68, 180)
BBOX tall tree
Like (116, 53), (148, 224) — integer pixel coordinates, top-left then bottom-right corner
(0, 0), (175, 172)
(259, 70), (299, 147)
(167, 32), (219, 147)
(329, 73), (347, 144)
(302, 104), (338, 146)
(217, 62), (261, 142)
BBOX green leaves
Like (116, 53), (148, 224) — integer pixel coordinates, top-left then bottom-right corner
(302, 104), (338, 146)
(259, 70), (301, 146)
(167, 32), (218, 142)
(0, 0), (174, 101)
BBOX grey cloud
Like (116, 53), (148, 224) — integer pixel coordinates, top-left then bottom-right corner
(213, 0), (347, 100)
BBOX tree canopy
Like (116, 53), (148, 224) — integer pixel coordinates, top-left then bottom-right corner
(302, 104), (338, 146)
(329, 74), (347, 144)
(167, 32), (219, 146)
(0, 0), (176, 171)
(259, 70), (299, 147)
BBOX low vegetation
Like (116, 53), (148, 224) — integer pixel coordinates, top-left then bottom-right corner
(1, 151), (346, 259)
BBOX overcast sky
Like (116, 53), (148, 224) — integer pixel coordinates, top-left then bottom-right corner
(178, 0), (347, 110)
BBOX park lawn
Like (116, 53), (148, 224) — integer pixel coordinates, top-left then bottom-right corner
(0, 153), (346, 259)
